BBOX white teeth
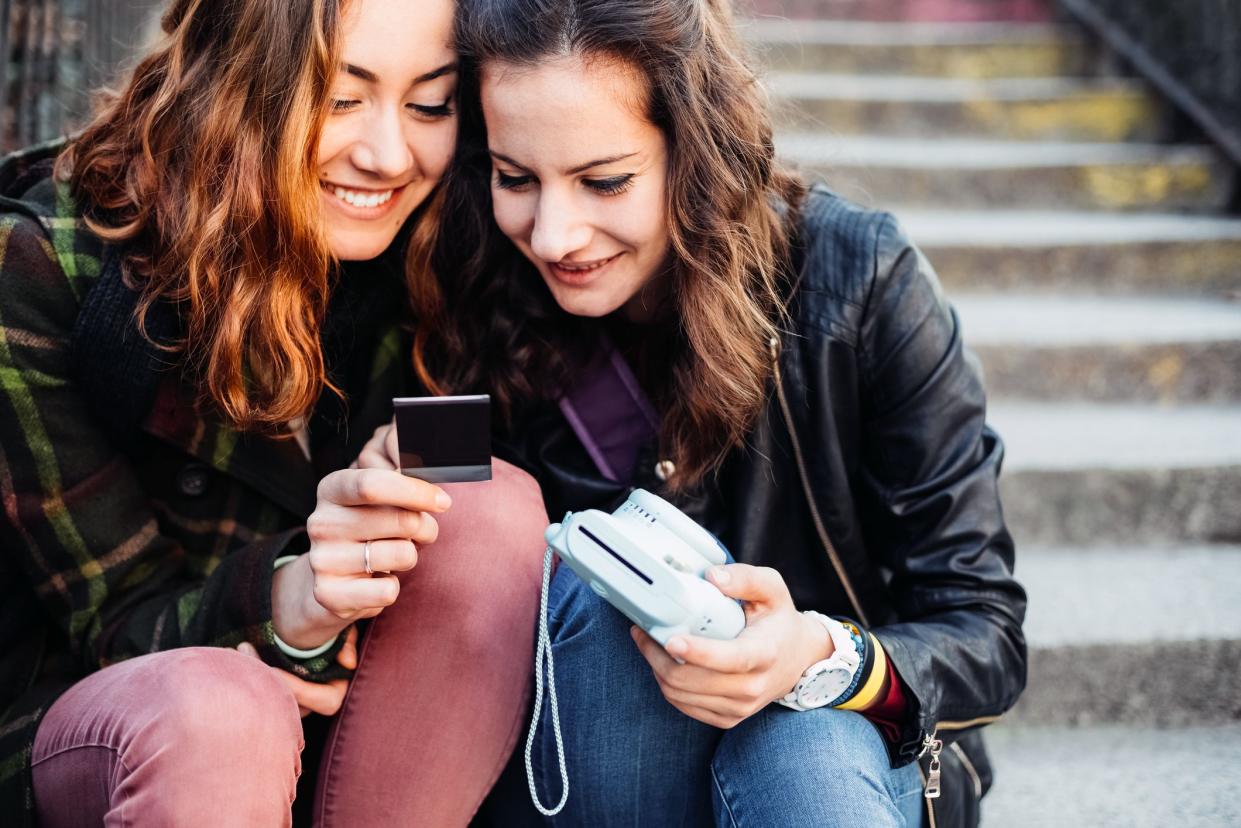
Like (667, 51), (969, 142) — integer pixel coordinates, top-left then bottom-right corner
(326, 185), (394, 208)
(557, 257), (612, 272)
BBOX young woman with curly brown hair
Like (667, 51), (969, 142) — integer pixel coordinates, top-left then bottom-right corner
(0, 0), (546, 824)
(363, 0), (1029, 824)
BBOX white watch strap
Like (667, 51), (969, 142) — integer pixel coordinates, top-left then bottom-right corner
(777, 612), (861, 711)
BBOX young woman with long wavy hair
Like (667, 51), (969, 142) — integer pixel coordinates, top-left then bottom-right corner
(0, 0), (547, 824)
(355, 0), (1028, 824)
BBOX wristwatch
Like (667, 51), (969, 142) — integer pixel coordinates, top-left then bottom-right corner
(777, 612), (863, 711)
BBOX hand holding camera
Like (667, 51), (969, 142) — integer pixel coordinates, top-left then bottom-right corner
(546, 489), (836, 729)
(632, 565), (837, 730)
(544, 489), (745, 646)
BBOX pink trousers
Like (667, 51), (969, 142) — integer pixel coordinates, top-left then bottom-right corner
(31, 459), (547, 827)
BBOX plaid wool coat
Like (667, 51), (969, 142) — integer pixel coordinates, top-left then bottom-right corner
(0, 143), (413, 823)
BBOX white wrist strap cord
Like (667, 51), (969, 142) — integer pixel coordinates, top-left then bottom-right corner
(525, 546), (570, 816)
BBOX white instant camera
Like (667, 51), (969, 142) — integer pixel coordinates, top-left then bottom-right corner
(544, 489), (746, 646)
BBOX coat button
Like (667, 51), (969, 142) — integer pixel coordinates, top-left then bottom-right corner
(176, 463), (211, 497)
(654, 459), (676, 481)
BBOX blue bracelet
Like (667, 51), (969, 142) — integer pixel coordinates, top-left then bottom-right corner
(829, 628), (867, 707)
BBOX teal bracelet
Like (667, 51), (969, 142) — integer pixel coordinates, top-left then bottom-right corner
(271, 555), (339, 659)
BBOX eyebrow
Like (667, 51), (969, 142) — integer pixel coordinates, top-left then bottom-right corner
(341, 61), (458, 85)
(490, 151), (638, 176)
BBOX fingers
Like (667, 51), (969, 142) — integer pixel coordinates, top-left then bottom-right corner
(667, 702), (740, 730)
(629, 633), (757, 726)
(631, 627), (775, 724)
(353, 421), (399, 471)
(705, 564), (791, 606)
(307, 502), (440, 546)
(661, 693), (751, 729)
(663, 632), (771, 674)
(336, 625), (359, 670)
(317, 467), (451, 514)
(267, 671), (348, 717)
(313, 573), (401, 618)
(235, 641), (351, 717)
(384, 422), (399, 468)
(289, 677), (349, 717)
(310, 537), (419, 576)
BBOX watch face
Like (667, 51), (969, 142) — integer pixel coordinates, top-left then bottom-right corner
(798, 668), (853, 708)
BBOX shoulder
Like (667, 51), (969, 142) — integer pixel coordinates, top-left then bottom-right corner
(0, 142), (107, 316)
(788, 185), (921, 341)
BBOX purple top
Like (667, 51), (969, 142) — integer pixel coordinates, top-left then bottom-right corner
(558, 340), (660, 484)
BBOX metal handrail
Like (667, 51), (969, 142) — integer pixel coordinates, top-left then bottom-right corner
(1059, 0), (1241, 174)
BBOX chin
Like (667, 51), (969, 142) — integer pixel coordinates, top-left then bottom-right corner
(327, 230), (400, 262)
(548, 289), (624, 319)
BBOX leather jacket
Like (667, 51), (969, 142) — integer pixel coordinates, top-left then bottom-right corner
(496, 186), (1028, 826)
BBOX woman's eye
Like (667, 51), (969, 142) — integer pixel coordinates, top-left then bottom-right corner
(329, 98), (360, 112)
(410, 99), (455, 119)
(584, 175), (634, 196)
(495, 171), (534, 191)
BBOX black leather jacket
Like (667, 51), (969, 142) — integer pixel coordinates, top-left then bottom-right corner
(497, 186), (1027, 826)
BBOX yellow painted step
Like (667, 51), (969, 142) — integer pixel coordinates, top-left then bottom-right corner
(770, 74), (1163, 142)
(746, 20), (1087, 78)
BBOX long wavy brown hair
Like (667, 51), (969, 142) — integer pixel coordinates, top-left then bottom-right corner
(57, 0), (348, 431)
(414, 0), (806, 490)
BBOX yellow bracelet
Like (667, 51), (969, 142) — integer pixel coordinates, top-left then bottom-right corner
(835, 633), (887, 711)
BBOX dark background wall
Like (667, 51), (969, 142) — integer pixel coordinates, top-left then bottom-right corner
(1, 0), (163, 152)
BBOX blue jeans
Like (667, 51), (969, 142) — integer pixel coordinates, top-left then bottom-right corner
(486, 565), (925, 827)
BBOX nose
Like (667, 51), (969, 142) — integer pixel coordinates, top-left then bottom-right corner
(529, 187), (592, 263)
(350, 108), (414, 181)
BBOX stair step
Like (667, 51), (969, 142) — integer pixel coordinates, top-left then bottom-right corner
(991, 403), (1241, 544)
(1011, 544), (1241, 726)
(1020, 544), (1241, 648)
(770, 73), (1162, 142)
(894, 210), (1241, 295)
(983, 723), (1241, 825)
(955, 295), (1241, 401)
(992, 402), (1241, 472)
(746, 20), (1086, 78)
(779, 135), (1230, 211)
(747, 0), (1054, 23)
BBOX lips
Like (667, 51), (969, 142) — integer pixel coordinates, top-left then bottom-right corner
(321, 181), (407, 218)
(547, 252), (623, 285)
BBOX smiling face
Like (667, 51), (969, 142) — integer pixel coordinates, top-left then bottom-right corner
(481, 54), (671, 320)
(316, 0), (457, 261)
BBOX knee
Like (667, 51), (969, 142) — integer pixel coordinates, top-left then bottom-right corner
(140, 648), (302, 766)
(442, 457), (547, 550)
(430, 458), (548, 587)
(713, 708), (890, 793)
(417, 459), (549, 635)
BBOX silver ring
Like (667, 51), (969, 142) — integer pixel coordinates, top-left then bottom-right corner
(363, 540), (374, 576)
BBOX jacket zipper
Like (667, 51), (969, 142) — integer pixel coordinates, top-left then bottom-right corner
(772, 338), (994, 823)
(769, 337), (870, 626)
(922, 731), (944, 799)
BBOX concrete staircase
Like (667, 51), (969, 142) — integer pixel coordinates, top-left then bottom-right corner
(744, 1), (1241, 824)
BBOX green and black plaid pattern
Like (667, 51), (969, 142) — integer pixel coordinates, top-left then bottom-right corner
(0, 146), (410, 823)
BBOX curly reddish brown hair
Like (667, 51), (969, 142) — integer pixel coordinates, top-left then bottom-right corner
(58, 0), (349, 431)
